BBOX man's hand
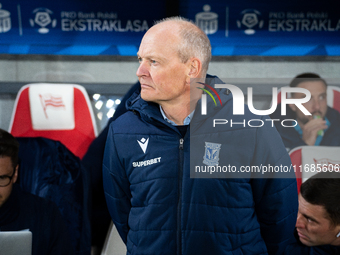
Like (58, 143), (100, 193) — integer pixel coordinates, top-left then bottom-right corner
(302, 118), (328, 145)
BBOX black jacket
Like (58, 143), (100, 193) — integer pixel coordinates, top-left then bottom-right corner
(285, 230), (340, 254)
(0, 185), (74, 255)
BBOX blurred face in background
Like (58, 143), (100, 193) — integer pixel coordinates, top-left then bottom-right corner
(289, 81), (327, 125)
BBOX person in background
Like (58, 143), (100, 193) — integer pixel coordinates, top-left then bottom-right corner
(103, 16), (298, 255)
(0, 128), (74, 255)
(270, 73), (340, 151)
(285, 171), (340, 254)
(82, 81), (140, 251)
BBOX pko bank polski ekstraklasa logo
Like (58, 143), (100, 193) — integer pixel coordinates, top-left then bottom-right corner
(30, 8), (57, 34)
(198, 84), (312, 128)
(237, 9), (264, 35)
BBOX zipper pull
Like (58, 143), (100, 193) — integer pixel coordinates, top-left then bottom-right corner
(179, 138), (184, 149)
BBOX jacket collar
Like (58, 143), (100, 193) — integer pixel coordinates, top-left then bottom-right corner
(126, 90), (165, 125)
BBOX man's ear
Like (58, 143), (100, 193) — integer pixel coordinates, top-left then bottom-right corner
(13, 165), (19, 184)
(336, 224), (340, 238)
(186, 58), (202, 83)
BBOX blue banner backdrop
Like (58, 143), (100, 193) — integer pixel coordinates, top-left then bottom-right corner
(0, 0), (339, 56)
(181, 0), (340, 56)
(0, 0), (166, 55)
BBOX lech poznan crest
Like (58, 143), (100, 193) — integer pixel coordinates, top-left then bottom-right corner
(237, 9), (264, 35)
(195, 4), (218, 35)
(203, 142), (221, 166)
(29, 8), (57, 34)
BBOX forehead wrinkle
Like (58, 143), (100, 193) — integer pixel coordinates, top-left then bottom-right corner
(138, 40), (161, 57)
(138, 43), (175, 64)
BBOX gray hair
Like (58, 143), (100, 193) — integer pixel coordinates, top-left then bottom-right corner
(155, 17), (212, 75)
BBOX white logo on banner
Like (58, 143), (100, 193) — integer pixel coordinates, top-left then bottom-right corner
(268, 11), (340, 32)
(0, 3), (11, 33)
(237, 9), (264, 35)
(60, 11), (149, 32)
(30, 8), (57, 34)
(195, 5), (218, 35)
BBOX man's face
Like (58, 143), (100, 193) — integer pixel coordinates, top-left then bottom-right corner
(136, 24), (191, 105)
(289, 81), (327, 125)
(296, 194), (340, 246)
(0, 156), (18, 208)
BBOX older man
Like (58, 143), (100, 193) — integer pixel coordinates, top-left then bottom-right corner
(103, 17), (298, 255)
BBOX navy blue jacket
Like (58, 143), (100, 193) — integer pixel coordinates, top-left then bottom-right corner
(82, 81), (140, 247)
(270, 104), (340, 151)
(17, 137), (91, 255)
(103, 76), (298, 255)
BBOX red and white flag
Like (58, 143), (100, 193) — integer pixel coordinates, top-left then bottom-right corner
(39, 94), (65, 118)
(313, 158), (340, 171)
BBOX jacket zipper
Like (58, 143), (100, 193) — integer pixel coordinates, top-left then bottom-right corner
(177, 138), (184, 255)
